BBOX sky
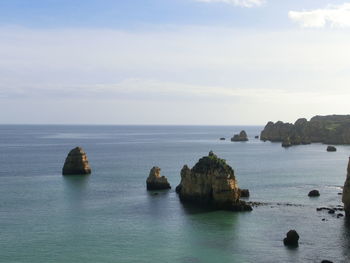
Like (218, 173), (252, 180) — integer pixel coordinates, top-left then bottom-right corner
(0, 0), (350, 125)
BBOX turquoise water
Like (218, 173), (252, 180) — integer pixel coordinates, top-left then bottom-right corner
(0, 125), (350, 263)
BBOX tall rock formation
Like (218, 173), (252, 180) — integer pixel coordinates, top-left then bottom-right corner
(260, 115), (350, 146)
(342, 158), (350, 217)
(176, 151), (252, 211)
(62, 147), (91, 175)
(146, 166), (171, 190)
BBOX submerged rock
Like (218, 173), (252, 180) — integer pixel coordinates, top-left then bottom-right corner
(231, 130), (248, 142)
(146, 166), (171, 190)
(176, 151), (252, 211)
(327, 146), (337, 152)
(283, 230), (299, 247)
(308, 190), (320, 197)
(62, 147), (91, 175)
(342, 158), (350, 217)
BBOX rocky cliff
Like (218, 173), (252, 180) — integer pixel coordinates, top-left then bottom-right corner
(146, 166), (171, 190)
(176, 151), (252, 211)
(260, 115), (350, 145)
(62, 147), (91, 175)
(342, 158), (350, 217)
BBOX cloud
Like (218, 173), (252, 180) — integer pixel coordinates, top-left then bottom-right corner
(289, 3), (350, 28)
(194, 0), (264, 8)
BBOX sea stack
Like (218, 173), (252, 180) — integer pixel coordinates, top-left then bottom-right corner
(342, 157), (350, 217)
(62, 147), (91, 175)
(176, 151), (252, 211)
(146, 166), (171, 190)
(231, 130), (248, 142)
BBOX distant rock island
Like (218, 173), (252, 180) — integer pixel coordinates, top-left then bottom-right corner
(231, 130), (248, 142)
(260, 115), (350, 146)
(62, 147), (91, 175)
(176, 151), (252, 211)
(146, 166), (171, 190)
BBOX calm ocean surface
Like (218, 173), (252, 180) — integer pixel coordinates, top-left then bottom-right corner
(0, 125), (350, 263)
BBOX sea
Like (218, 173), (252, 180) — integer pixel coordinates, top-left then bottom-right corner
(0, 125), (349, 263)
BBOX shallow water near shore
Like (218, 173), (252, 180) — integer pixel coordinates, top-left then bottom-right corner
(1, 125), (350, 262)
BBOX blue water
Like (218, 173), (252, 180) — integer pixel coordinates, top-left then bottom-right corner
(0, 125), (350, 263)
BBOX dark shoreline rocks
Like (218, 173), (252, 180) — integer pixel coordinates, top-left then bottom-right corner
(239, 189), (250, 198)
(176, 151), (252, 212)
(282, 137), (292, 148)
(62, 147), (91, 175)
(283, 230), (299, 247)
(260, 115), (350, 146)
(231, 130), (248, 142)
(146, 166), (171, 190)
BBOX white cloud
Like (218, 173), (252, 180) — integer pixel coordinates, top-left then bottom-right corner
(289, 3), (350, 28)
(194, 0), (264, 8)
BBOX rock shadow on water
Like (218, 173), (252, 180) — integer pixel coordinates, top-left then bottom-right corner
(62, 175), (90, 205)
(179, 200), (223, 215)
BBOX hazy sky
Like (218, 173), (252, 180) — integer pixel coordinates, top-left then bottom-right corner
(0, 0), (349, 125)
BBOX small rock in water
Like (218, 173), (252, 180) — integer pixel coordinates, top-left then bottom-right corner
(328, 209), (335, 214)
(338, 192), (343, 195)
(308, 190), (320, 197)
(255, 135), (259, 139)
(231, 130), (248, 142)
(337, 213), (344, 218)
(219, 137), (226, 141)
(326, 146), (337, 152)
(321, 260), (333, 263)
(283, 230), (299, 247)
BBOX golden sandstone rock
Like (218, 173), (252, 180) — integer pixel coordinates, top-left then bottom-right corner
(146, 166), (171, 190)
(62, 147), (91, 175)
(176, 151), (252, 211)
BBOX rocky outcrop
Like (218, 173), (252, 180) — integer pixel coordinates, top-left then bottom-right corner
(327, 146), (337, 152)
(239, 189), (250, 198)
(283, 230), (299, 247)
(342, 158), (350, 217)
(62, 147), (91, 175)
(231, 130), (248, 142)
(146, 166), (171, 190)
(261, 115), (350, 146)
(308, 190), (320, 197)
(282, 137), (292, 148)
(176, 151), (252, 211)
